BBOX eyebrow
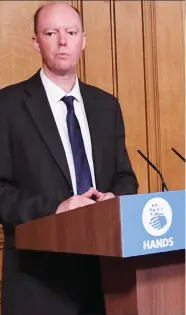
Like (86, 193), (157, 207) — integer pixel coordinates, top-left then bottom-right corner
(44, 25), (80, 31)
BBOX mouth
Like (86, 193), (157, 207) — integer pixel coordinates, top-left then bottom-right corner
(58, 53), (70, 58)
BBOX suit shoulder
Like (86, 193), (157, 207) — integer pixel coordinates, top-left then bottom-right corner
(81, 81), (118, 104)
(0, 80), (27, 101)
(0, 80), (29, 119)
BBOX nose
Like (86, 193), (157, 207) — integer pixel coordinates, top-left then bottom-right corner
(59, 31), (67, 46)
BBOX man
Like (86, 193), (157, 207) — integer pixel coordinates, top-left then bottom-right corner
(0, 3), (138, 315)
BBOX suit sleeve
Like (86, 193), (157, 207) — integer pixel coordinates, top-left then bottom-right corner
(111, 99), (139, 195)
(0, 103), (60, 227)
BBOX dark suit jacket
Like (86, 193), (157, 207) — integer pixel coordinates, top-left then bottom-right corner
(0, 71), (138, 315)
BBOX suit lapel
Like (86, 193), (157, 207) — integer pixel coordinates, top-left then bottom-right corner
(79, 80), (103, 188)
(23, 71), (72, 189)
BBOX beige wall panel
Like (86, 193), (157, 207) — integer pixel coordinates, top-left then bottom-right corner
(115, 1), (148, 193)
(155, 1), (185, 190)
(82, 1), (114, 94)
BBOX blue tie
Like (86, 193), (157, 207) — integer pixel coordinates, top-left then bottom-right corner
(62, 96), (93, 194)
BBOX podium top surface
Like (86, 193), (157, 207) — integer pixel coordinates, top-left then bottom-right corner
(15, 190), (185, 258)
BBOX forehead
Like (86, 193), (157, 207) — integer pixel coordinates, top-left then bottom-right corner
(38, 4), (82, 30)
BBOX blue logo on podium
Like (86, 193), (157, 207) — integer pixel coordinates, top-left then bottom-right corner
(119, 190), (185, 258)
(142, 197), (172, 237)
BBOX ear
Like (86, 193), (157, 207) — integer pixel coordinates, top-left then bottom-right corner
(82, 32), (86, 51)
(32, 35), (41, 54)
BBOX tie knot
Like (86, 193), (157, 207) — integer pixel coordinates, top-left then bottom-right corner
(62, 96), (75, 113)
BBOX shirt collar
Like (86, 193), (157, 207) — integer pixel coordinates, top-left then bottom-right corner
(40, 68), (82, 104)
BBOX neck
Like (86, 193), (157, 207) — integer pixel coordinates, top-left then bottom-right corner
(43, 66), (77, 92)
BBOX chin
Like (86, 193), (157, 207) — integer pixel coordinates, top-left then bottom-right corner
(55, 62), (76, 74)
(54, 67), (74, 76)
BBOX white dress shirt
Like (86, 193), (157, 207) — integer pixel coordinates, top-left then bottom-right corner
(40, 69), (96, 195)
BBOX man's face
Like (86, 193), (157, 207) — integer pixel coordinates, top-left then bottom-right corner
(33, 4), (86, 75)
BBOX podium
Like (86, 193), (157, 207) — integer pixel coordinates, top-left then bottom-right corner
(15, 190), (185, 315)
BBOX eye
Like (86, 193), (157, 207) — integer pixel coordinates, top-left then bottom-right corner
(68, 31), (77, 36)
(46, 31), (56, 37)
